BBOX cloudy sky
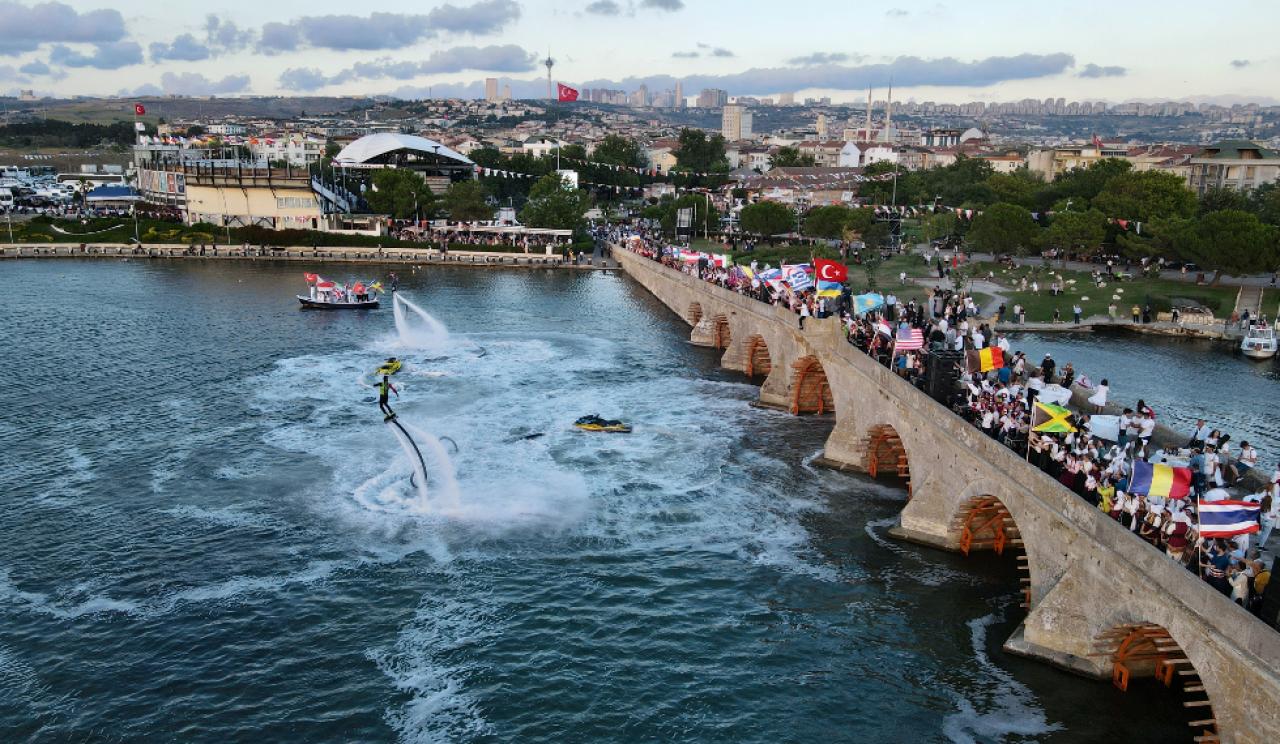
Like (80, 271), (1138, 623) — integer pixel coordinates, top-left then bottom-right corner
(2, 0), (1277, 104)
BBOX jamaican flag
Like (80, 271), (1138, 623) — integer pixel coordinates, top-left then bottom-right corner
(1031, 402), (1076, 433)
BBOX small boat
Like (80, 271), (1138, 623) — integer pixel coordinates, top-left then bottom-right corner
(299, 273), (381, 310)
(574, 415), (632, 433)
(375, 357), (402, 375)
(298, 295), (380, 309)
(1240, 322), (1277, 360)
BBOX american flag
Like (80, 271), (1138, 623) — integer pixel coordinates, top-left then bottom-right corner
(894, 327), (925, 351)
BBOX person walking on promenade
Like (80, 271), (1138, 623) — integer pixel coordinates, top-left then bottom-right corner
(1073, 303), (1083, 324)
(378, 375), (399, 421)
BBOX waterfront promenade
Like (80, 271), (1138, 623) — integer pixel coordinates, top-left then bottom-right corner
(0, 242), (615, 270)
(613, 241), (1280, 744)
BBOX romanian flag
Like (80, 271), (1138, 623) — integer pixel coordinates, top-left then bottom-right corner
(1129, 461), (1192, 500)
(1031, 402), (1075, 433)
(965, 346), (1005, 373)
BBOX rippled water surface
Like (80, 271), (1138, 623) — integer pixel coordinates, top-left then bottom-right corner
(0, 259), (1194, 742)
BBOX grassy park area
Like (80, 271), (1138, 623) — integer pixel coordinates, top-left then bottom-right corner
(965, 260), (1274, 321)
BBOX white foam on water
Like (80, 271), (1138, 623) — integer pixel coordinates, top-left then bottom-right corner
(372, 589), (496, 743)
(0, 569), (142, 619)
(941, 607), (1061, 743)
(393, 293), (450, 350)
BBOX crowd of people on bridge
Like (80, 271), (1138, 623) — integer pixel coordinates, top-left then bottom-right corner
(615, 229), (1279, 624)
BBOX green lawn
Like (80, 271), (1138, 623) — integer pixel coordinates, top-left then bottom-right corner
(968, 261), (1247, 322)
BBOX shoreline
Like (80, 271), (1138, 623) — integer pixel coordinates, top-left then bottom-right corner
(996, 317), (1249, 341)
(0, 243), (614, 271)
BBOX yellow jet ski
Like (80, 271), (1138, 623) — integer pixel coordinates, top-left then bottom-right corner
(574, 415), (632, 433)
(375, 357), (402, 376)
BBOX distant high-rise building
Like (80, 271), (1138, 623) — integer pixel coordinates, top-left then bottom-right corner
(697, 88), (728, 108)
(779, 92), (795, 106)
(638, 84), (649, 107)
(502, 84), (512, 101)
(485, 78), (499, 102)
(816, 113), (828, 140)
(721, 104), (753, 141)
(674, 81), (684, 109)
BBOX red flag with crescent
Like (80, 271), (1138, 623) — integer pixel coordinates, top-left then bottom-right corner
(557, 83), (579, 102)
(303, 272), (319, 283)
(134, 103), (146, 116)
(814, 259), (848, 283)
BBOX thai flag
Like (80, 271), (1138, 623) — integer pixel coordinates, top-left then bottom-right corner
(1197, 500), (1261, 538)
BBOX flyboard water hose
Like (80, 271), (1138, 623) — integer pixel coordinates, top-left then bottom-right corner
(390, 418), (459, 489)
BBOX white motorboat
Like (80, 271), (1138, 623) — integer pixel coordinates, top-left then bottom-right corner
(1240, 321), (1277, 360)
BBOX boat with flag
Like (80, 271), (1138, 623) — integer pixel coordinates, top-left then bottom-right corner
(298, 273), (383, 309)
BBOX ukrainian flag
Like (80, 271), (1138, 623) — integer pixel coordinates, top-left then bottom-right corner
(817, 279), (842, 298)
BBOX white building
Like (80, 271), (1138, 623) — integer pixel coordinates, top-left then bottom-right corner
(206, 123), (247, 136)
(722, 104), (753, 141)
(251, 136), (325, 166)
(838, 142), (898, 168)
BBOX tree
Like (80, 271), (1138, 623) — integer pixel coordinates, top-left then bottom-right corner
(673, 128), (729, 173)
(802, 205), (873, 239)
(1251, 182), (1280, 226)
(657, 193), (719, 236)
(591, 134), (646, 168)
(519, 173), (591, 231)
(861, 221), (891, 250)
(966, 202), (1039, 256)
(442, 179), (493, 221)
(1169, 209), (1278, 283)
(365, 168), (435, 220)
(1091, 170), (1196, 223)
(985, 169), (1041, 209)
(771, 146), (815, 168)
(739, 201), (794, 239)
(1040, 209), (1106, 255)
(1053, 158), (1132, 203)
(672, 128), (729, 188)
(1198, 186), (1251, 215)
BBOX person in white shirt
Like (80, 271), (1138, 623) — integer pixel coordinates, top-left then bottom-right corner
(1137, 414), (1156, 457)
(1237, 442), (1259, 477)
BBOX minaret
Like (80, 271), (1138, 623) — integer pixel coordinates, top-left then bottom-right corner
(883, 82), (893, 143)
(864, 85), (873, 142)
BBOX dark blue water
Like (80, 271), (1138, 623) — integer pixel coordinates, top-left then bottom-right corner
(0, 259), (1191, 742)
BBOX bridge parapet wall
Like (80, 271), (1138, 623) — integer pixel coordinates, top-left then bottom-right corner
(614, 246), (1280, 742)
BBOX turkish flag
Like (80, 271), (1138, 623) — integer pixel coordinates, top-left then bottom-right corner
(557, 83), (579, 102)
(134, 103), (146, 116)
(815, 259), (848, 283)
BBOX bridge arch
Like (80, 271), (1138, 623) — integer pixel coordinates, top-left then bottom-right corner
(1092, 621), (1218, 743)
(744, 334), (773, 378)
(861, 423), (911, 492)
(686, 302), (703, 327)
(712, 313), (732, 349)
(952, 492), (1034, 611)
(790, 355), (833, 415)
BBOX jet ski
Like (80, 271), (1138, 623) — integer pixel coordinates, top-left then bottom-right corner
(574, 415), (632, 433)
(375, 357), (402, 376)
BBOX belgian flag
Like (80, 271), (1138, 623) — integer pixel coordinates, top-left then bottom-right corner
(965, 346), (1005, 374)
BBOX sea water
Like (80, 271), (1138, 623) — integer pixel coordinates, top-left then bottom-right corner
(0, 259), (1194, 742)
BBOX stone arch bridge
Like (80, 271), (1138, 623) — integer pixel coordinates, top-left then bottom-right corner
(614, 247), (1280, 743)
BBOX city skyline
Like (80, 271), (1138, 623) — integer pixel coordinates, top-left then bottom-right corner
(1, 0), (1277, 105)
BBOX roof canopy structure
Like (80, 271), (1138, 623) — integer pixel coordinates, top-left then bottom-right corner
(334, 133), (473, 169)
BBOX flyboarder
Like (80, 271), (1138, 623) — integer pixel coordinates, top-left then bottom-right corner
(378, 375), (399, 421)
